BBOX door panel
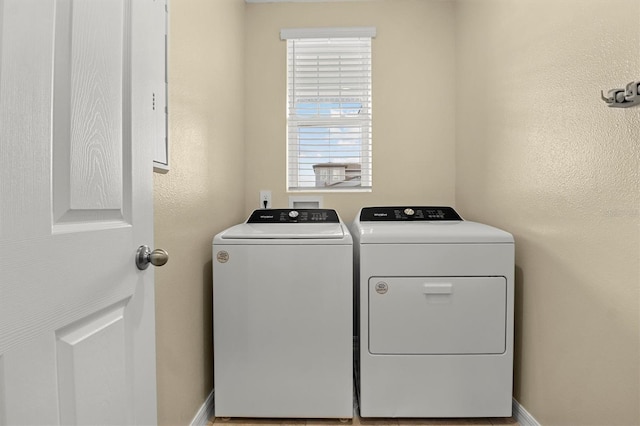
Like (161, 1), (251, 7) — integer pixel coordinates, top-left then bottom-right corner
(67, 0), (124, 211)
(368, 276), (507, 354)
(57, 303), (129, 425)
(53, 0), (130, 229)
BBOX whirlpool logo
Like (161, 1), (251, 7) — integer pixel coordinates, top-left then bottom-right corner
(374, 281), (388, 294)
(216, 251), (229, 263)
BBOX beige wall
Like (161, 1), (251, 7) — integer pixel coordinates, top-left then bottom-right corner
(455, 1), (640, 425)
(154, 1), (640, 424)
(245, 0), (456, 222)
(154, 0), (246, 424)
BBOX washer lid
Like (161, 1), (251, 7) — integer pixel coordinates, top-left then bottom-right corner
(219, 223), (345, 239)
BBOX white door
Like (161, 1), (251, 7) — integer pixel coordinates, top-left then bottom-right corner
(0, 0), (165, 424)
(368, 277), (507, 355)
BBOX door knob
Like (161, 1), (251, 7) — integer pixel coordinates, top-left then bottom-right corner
(136, 245), (169, 270)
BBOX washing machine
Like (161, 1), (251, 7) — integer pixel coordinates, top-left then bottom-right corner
(352, 206), (514, 418)
(213, 209), (353, 419)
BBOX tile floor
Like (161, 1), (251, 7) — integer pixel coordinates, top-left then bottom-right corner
(207, 415), (520, 426)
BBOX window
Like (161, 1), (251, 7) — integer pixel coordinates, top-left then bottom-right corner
(281, 27), (375, 191)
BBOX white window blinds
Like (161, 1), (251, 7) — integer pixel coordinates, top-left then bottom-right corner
(282, 27), (375, 191)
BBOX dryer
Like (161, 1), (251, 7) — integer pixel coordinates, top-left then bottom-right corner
(213, 209), (353, 419)
(352, 206), (514, 418)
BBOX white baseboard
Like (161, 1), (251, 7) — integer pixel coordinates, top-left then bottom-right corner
(190, 390), (214, 426)
(512, 398), (540, 426)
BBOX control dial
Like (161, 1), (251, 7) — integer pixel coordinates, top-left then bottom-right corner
(288, 210), (299, 219)
(404, 208), (415, 216)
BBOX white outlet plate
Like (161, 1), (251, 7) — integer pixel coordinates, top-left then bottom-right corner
(259, 190), (272, 209)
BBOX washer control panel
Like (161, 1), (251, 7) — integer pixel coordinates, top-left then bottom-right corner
(248, 209), (340, 223)
(360, 206), (462, 221)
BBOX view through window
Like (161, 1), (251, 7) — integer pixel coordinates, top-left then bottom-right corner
(284, 29), (374, 191)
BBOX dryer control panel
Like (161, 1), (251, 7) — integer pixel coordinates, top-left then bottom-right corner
(360, 206), (462, 221)
(247, 209), (340, 223)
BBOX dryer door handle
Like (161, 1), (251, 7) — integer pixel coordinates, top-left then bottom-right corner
(422, 283), (453, 294)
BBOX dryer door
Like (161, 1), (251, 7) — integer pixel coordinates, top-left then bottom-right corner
(368, 277), (506, 355)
